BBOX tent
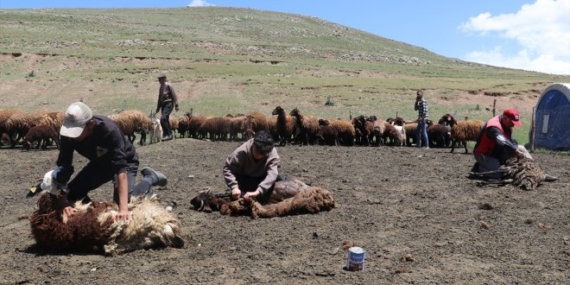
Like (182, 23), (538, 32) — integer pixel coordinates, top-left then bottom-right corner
(532, 83), (570, 150)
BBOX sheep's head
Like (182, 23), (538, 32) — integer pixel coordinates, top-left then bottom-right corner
(271, 106), (284, 116)
(289, 108), (300, 117)
(22, 139), (32, 150)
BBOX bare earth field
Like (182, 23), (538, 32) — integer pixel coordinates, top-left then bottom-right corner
(0, 139), (569, 285)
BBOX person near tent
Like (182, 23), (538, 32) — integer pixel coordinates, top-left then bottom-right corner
(472, 108), (557, 181)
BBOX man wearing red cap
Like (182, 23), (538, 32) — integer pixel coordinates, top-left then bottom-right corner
(472, 108), (556, 181)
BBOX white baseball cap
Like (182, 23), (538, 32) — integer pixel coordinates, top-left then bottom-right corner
(60, 102), (93, 138)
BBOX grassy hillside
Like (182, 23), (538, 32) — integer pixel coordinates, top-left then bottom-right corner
(1, 7), (569, 143)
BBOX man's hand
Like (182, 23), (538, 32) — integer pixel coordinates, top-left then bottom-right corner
(231, 188), (241, 200)
(114, 209), (131, 222)
(244, 189), (262, 200)
(62, 206), (77, 218)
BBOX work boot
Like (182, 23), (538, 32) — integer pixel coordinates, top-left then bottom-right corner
(141, 167), (168, 187)
(544, 174), (558, 182)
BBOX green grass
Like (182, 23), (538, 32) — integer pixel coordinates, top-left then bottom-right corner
(1, 7), (569, 147)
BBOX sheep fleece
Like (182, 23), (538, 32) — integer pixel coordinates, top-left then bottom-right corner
(30, 193), (184, 255)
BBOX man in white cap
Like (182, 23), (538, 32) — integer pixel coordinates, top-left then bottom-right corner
(53, 102), (168, 222)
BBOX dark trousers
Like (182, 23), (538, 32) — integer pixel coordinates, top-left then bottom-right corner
(67, 161), (152, 204)
(234, 174), (276, 204)
(160, 101), (174, 137)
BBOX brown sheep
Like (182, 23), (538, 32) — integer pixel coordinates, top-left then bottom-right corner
(30, 192), (184, 255)
(289, 108), (319, 145)
(439, 114), (484, 153)
(177, 114), (190, 138)
(271, 106), (296, 146)
(316, 124), (340, 146)
(187, 113), (207, 139)
(266, 115), (279, 142)
(245, 111), (269, 133)
(109, 110), (153, 146)
(3, 110), (50, 147)
(228, 115), (246, 141)
(352, 115), (375, 146)
(427, 123), (452, 148)
(190, 174), (335, 219)
(197, 116), (231, 141)
(319, 118), (355, 146)
(22, 125), (60, 150)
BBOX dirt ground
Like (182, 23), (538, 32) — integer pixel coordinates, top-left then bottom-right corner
(0, 139), (569, 285)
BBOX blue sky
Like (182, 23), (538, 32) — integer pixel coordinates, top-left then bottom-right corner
(2, 0), (568, 75)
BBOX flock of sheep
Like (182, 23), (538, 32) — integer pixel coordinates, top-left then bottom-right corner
(0, 106), (485, 153)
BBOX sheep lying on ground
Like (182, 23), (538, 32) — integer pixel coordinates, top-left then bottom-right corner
(471, 156), (547, 191)
(190, 174), (335, 219)
(22, 125), (60, 150)
(29, 192), (184, 255)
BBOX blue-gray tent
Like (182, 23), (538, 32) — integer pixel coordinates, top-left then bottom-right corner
(533, 83), (570, 150)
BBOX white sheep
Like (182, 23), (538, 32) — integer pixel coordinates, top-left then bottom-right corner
(150, 118), (163, 144)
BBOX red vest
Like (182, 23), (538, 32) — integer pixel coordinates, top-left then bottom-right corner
(474, 116), (511, 156)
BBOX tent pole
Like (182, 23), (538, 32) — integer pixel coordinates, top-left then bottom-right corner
(530, 106), (536, 152)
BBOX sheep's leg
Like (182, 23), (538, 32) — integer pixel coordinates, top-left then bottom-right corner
(463, 141), (469, 154)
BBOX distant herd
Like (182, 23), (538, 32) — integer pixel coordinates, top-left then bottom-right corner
(0, 106), (484, 153)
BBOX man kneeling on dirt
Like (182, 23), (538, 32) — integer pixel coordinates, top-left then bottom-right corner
(472, 108), (556, 181)
(52, 102), (168, 222)
(223, 130), (280, 203)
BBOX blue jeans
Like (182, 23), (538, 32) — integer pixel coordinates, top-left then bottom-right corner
(416, 119), (429, 148)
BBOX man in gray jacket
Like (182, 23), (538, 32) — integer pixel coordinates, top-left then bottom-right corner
(155, 73), (179, 141)
(223, 131), (280, 202)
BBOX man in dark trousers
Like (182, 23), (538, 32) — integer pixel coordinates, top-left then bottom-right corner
(54, 102), (168, 222)
(155, 73), (179, 141)
(223, 131), (281, 203)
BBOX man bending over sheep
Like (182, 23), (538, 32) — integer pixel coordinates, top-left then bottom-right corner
(223, 130), (281, 203)
(52, 102), (168, 222)
(472, 108), (557, 182)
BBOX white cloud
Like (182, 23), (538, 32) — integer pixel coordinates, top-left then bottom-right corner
(459, 0), (570, 75)
(187, 0), (215, 7)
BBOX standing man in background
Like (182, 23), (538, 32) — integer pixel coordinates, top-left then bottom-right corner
(156, 73), (179, 141)
(414, 90), (429, 149)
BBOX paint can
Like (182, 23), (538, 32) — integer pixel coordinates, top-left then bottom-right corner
(346, 246), (365, 271)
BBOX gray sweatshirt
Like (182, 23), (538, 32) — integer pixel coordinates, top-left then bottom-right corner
(223, 139), (280, 194)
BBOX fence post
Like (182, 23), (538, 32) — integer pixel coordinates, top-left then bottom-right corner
(492, 99), (496, 116)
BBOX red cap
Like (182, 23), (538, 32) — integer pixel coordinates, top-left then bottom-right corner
(503, 108), (522, 126)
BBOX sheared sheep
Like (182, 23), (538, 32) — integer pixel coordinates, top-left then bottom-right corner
(22, 125), (60, 150)
(29, 192), (184, 255)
